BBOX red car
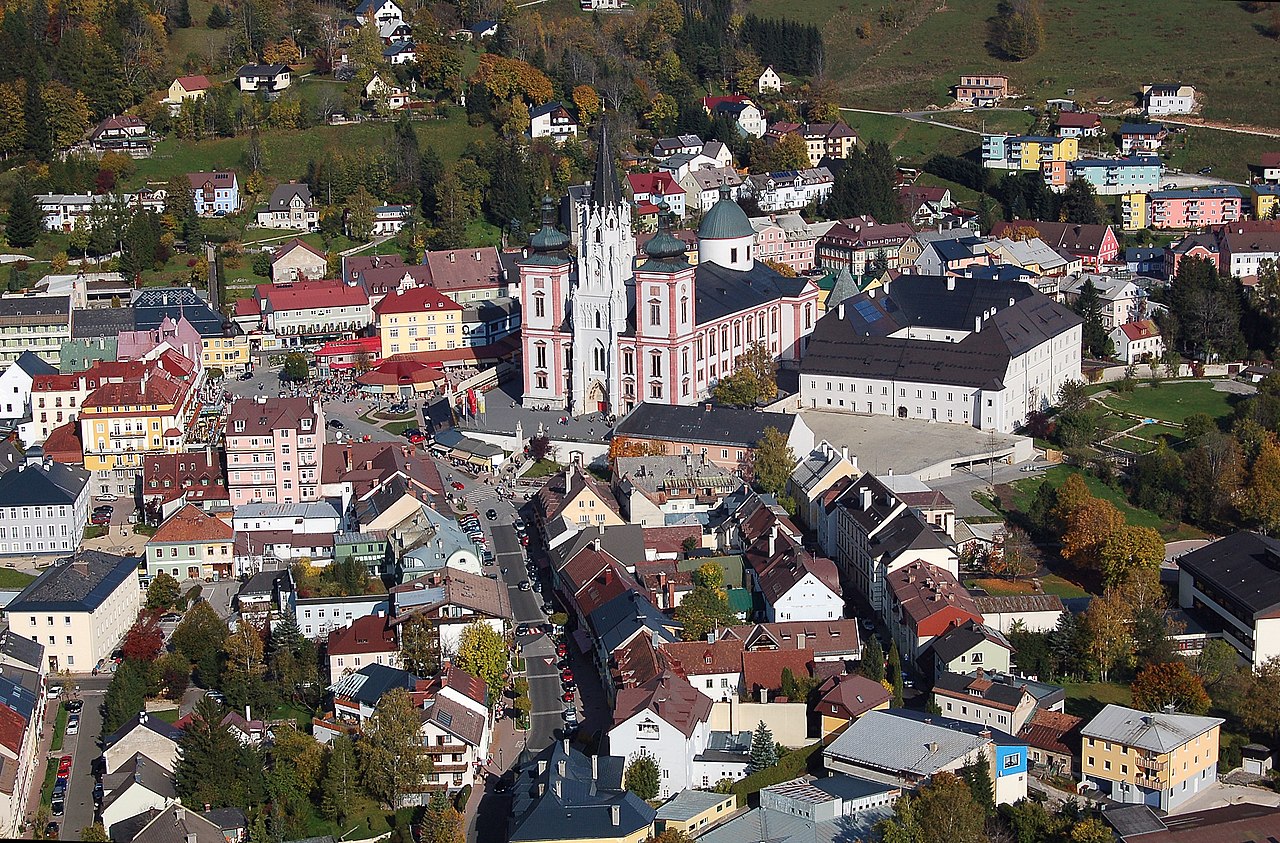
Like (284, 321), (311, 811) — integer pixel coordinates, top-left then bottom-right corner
(520, 534), (529, 547)
(562, 691), (575, 703)
(556, 644), (568, 658)
(451, 481), (465, 490)
(560, 669), (574, 683)
(58, 756), (71, 774)
(408, 433), (426, 445)
(89, 513), (110, 525)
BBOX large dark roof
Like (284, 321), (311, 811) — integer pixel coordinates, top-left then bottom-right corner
(133, 288), (234, 338)
(0, 629), (44, 671)
(693, 260), (811, 325)
(72, 307), (135, 338)
(615, 403), (793, 449)
(801, 274), (1081, 390)
(0, 461), (89, 507)
(933, 670), (1028, 709)
(8, 551), (139, 614)
(13, 351), (56, 377)
(104, 711), (183, 747)
(509, 740), (654, 843)
(589, 590), (679, 654)
(1178, 532), (1280, 618)
(926, 620), (1011, 664)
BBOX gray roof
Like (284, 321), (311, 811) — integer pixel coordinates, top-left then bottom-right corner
(72, 307), (135, 338)
(329, 663), (420, 707)
(12, 351), (56, 377)
(824, 709), (988, 777)
(0, 296), (70, 323)
(696, 804), (890, 843)
(102, 752), (177, 812)
(510, 741), (654, 843)
(552, 524), (647, 570)
(591, 121), (622, 210)
(0, 628), (43, 671)
(698, 189), (754, 240)
(655, 789), (734, 822)
(0, 460), (89, 507)
(615, 403), (796, 449)
(589, 590), (680, 654)
(802, 274), (1081, 390)
(8, 551), (137, 615)
(925, 620), (1011, 664)
(693, 259), (811, 326)
(130, 803), (227, 843)
(1081, 704), (1222, 753)
(933, 671), (1029, 710)
(1176, 531), (1280, 617)
(104, 712), (183, 747)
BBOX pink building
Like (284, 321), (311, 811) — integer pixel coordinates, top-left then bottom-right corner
(224, 396), (325, 505)
(749, 213), (823, 273)
(1148, 186), (1244, 230)
(116, 315), (204, 373)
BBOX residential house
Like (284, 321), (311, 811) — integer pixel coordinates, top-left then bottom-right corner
(388, 565), (510, 655)
(0, 297), (72, 368)
(1254, 185), (1280, 221)
(1018, 709), (1082, 777)
(627, 172), (686, 221)
(612, 403), (814, 474)
(1119, 122), (1169, 154)
(702, 95), (766, 138)
(897, 186), (959, 228)
(788, 440), (858, 533)
(132, 287), (250, 373)
(0, 640), (43, 837)
(588, 591), (682, 684)
(35, 193), (113, 232)
(372, 204), (413, 236)
(224, 396), (325, 505)
(235, 567), (297, 620)
(1221, 223), (1280, 281)
(749, 213), (831, 273)
(697, 776), (898, 843)
(187, 171), (240, 216)
(102, 712), (183, 774)
(296, 591), (389, 641)
(923, 620), (1013, 678)
(932, 669), (1037, 734)
(1080, 704), (1221, 811)
(422, 246), (510, 303)
(824, 709), (1027, 804)
(1147, 186), (1243, 230)
(533, 463), (627, 544)
(744, 168), (834, 213)
(327, 613), (399, 679)
(364, 73), (414, 109)
(373, 284), (465, 356)
(815, 673), (893, 738)
(257, 183), (319, 231)
(144, 503), (234, 582)
(382, 41), (417, 65)
(611, 453), (741, 527)
(913, 236), (990, 277)
(232, 501), (341, 571)
(1142, 84), (1195, 116)
(529, 102), (579, 141)
(656, 152), (722, 184)
(1059, 273), (1148, 328)
(1069, 156), (1163, 196)
(757, 66), (781, 94)
(882, 560), (981, 658)
(235, 64), (291, 94)
(90, 115), (152, 156)
(764, 123), (858, 167)
(990, 219), (1120, 269)
(981, 134), (1079, 171)
(466, 19), (497, 39)
(418, 666), (492, 793)
(324, 663), (425, 733)
(100, 753), (177, 836)
(0, 351), (55, 430)
(164, 75), (212, 113)
(141, 448), (228, 522)
(121, 804), (229, 843)
(972, 594), (1064, 634)
(1258, 152), (1280, 184)
(983, 237), (1080, 277)
(1110, 319), (1165, 364)
(652, 135), (705, 158)
(815, 218), (914, 277)
(751, 540), (844, 623)
(270, 238), (327, 282)
(355, 0), (405, 37)
(1054, 111), (1103, 138)
(508, 740), (656, 843)
(955, 74), (1009, 105)
(679, 166), (744, 214)
(244, 279), (372, 344)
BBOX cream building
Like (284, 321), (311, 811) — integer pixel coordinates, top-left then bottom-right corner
(373, 285), (465, 356)
(6, 550), (142, 673)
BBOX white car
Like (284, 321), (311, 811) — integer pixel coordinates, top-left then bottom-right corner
(65, 715), (79, 735)
(45, 685), (62, 699)
(95, 494), (118, 502)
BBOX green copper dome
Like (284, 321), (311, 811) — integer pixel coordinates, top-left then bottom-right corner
(529, 195), (570, 253)
(643, 201), (687, 264)
(697, 185), (753, 240)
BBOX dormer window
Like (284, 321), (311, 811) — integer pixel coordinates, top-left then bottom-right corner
(234, 420), (245, 432)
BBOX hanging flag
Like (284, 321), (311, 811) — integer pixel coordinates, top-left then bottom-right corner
(477, 391), (486, 414)
(467, 389), (478, 415)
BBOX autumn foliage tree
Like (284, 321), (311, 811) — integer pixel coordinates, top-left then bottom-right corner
(1055, 473), (1163, 585)
(122, 620), (164, 662)
(1245, 434), (1280, 532)
(471, 55), (554, 105)
(1131, 661), (1211, 715)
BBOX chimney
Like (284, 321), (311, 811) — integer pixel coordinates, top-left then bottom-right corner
(175, 806), (185, 823)
(474, 250), (482, 261)
(974, 316), (982, 332)
(611, 805), (620, 826)
(768, 524), (778, 557)
(1008, 297), (1015, 307)
(927, 741), (939, 753)
(553, 778), (562, 797)
(838, 301), (845, 320)
(538, 760), (548, 775)
(245, 704), (252, 722)
(841, 446), (849, 462)
(796, 632), (806, 649)
(185, 835), (196, 843)
(946, 276), (955, 291)
(562, 738), (570, 755)
(861, 487), (873, 511)
(448, 252), (455, 263)
(593, 537), (601, 552)
(139, 711), (148, 724)
(205, 444), (213, 467)
(592, 754), (598, 779)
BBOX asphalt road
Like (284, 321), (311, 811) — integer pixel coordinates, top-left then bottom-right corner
(58, 676), (110, 835)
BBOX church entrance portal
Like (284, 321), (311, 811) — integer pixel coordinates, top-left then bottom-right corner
(586, 381), (607, 413)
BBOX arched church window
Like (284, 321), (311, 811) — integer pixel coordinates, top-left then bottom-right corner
(680, 297), (688, 324)
(595, 311), (602, 329)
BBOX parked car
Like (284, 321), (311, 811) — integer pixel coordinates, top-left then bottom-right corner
(518, 581), (531, 591)
(486, 509), (498, 520)
(327, 419), (344, 429)
(560, 669), (574, 683)
(94, 494), (118, 502)
(408, 433), (426, 445)
(64, 699), (82, 713)
(44, 822), (58, 839)
(239, 370), (254, 381)
(516, 624), (531, 636)
(93, 504), (113, 514)
(451, 482), (466, 491)
(562, 691), (575, 703)
(66, 714), (79, 735)
(58, 756), (72, 774)
(1198, 166), (1213, 175)
(46, 685), (62, 699)
(51, 799), (64, 817)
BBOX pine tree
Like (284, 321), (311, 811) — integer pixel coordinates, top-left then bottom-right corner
(22, 67), (52, 162)
(5, 180), (40, 248)
(888, 640), (905, 707)
(175, 0), (192, 27)
(1073, 277), (1113, 358)
(860, 635), (885, 683)
(960, 751), (995, 816)
(419, 145), (444, 224)
(271, 614), (304, 654)
(748, 721), (778, 773)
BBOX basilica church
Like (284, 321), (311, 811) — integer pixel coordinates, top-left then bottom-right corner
(518, 124), (821, 417)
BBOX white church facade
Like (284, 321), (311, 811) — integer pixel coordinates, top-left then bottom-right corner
(519, 125), (821, 417)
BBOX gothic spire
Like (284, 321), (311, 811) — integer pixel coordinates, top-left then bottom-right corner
(591, 118), (621, 210)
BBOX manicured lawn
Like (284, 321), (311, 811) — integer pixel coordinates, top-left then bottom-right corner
(0, 568), (36, 588)
(839, 110), (976, 163)
(522, 459), (561, 479)
(1062, 680), (1133, 721)
(1101, 382), (1236, 425)
(272, 703), (317, 731)
(967, 577), (1040, 596)
(39, 756), (57, 807)
(151, 708), (180, 723)
(1111, 435), (1157, 454)
(1007, 465), (1205, 541)
(50, 705), (68, 752)
(1129, 422), (1186, 443)
(1039, 574), (1091, 600)
(1097, 412), (1136, 434)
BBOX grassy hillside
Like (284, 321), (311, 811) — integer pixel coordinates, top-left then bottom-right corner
(741, 0), (1280, 128)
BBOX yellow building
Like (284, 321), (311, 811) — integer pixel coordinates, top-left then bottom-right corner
(1255, 186), (1280, 220)
(535, 464), (628, 534)
(373, 285), (465, 356)
(201, 334), (251, 371)
(1014, 136), (1079, 171)
(164, 75), (212, 109)
(1121, 193), (1148, 231)
(1080, 704), (1222, 812)
(79, 352), (199, 478)
(654, 791), (736, 837)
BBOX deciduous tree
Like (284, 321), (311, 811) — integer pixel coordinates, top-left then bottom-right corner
(419, 791), (464, 843)
(146, 571), (181, 610)
(455, 621), (507, 692)
(675, 562), (738, 641)
(172, 600), (228, 686)
(1097, 524), (1164, 586)
(624, 751), (660, 799)
(751, 426), (795, 504)
(995, 0), (1045, 61)
(122, 620), (165, 662)
(881, 772), (985, 843)
(1131, 661), (1211, 715)
(360, 687), (431, 807)
(399, 615), (441, 677)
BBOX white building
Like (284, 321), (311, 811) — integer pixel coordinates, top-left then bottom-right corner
(0, 457), (91, 560)
(256, 183), (319, 231)
(754, 541), (844, 623)
(297, 593), (389, 639)
(801, 275), (1083, 433)
(1110, 319), (1165, 364)
(0, 352), (55, 429)
(1060, 274), (1149, 329)
(1178, 532), (1280, 668)
(1142, 83), (1195, 116)
(679, 166), (744, 213)
(102, 713), (183, 774)
(388, 566), (510, 655)
(36, 193), (115, 231)
(354, 0), (404, 38)
(744, 168), (834, 213)
(757, 66), (782, 94)
(100, 753), (176, 837)
(529, 102), (580, 141)
(704, 97), (766, 138)
(418, 667), (493, 793)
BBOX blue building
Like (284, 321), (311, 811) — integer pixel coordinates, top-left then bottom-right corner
(1068, 156), (1162, 195)
(187, 171), (240, 216)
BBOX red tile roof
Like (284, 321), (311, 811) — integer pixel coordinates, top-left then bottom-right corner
(642, 525), (702, 555)
(613, 671), (711, 737)
(42, 421), (84, 464)
(1262, 152), (1280, 169)
(1055, 111), (1101, 128)
(611, 631), (666, 691)
(1017, 709), (1082, 757)
(372, 284), (464, 317)
(0, 701), (26, 754)
(627, 171), (683, 197)
(575, 566), (633, 617)
(234, 298), (260, 317)
(225, 396), (319, 436)
(150, 504), (233, 544)
(1119, 319), (1161, 341)
(817, 673), (891, 719)
(81, 366), (188, 409)
(885, 560), (981, 636)
(258, 279), (368, 312)
(175, 75), (213, 92)
(327, 613), (397, 656)
(442, 665), (488, 706)
(187, 170), (237, 190)
(143, 449), (227, 504)
(741, 648), (814, 696)
(422, 247), (503, 293)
